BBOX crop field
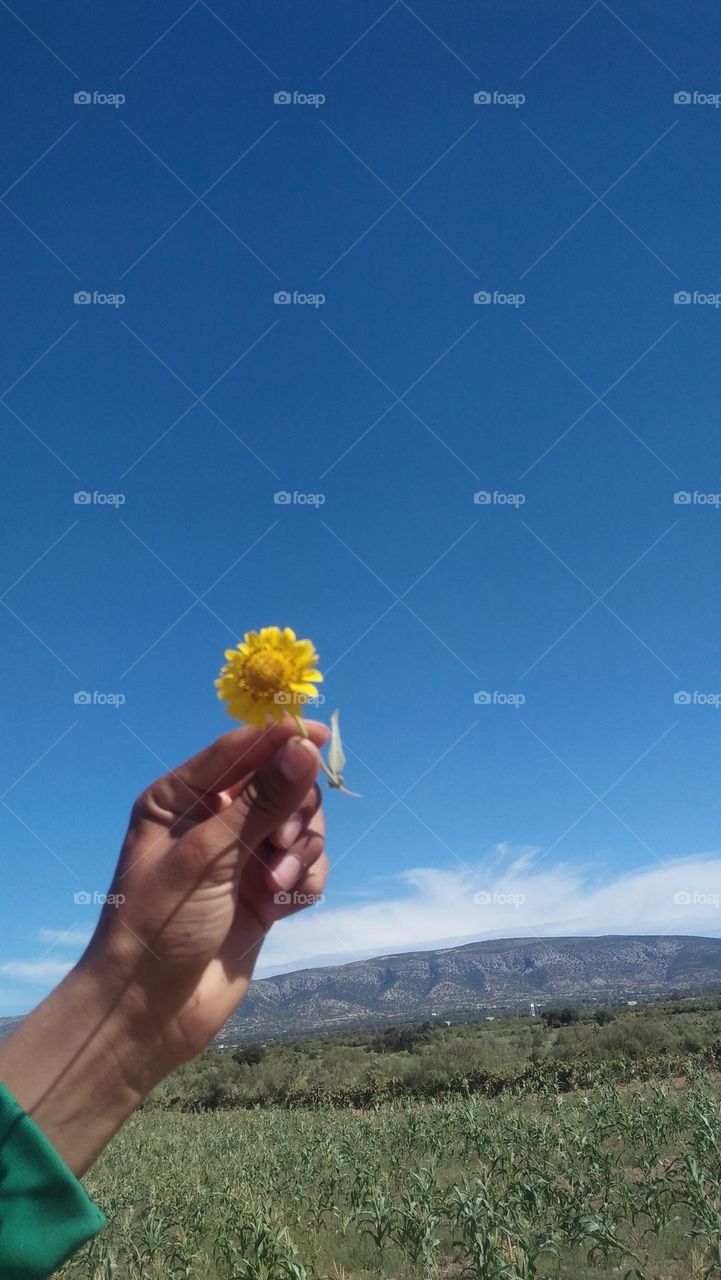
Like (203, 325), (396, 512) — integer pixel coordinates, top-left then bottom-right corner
(62, 1066), (721, 1280)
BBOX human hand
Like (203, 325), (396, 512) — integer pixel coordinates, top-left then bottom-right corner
(0, 717), (329, 1173)
(90, 716), (329, 1071)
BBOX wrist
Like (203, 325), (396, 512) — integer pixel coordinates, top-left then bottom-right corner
(0, 958), (157, 1175)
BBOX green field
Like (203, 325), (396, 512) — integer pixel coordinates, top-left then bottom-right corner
(59, 1000), (721, 1279)
(145, 994), (721, 1111)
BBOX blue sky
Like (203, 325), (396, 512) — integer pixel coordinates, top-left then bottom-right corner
(1, 0), (721, 1012)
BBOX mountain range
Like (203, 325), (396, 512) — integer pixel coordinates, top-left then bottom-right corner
(214, 933), (721, 1042)
(2, 935), (720, 1046)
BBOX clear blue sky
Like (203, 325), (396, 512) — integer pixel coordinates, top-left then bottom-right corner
(2, 0), (721, 1012)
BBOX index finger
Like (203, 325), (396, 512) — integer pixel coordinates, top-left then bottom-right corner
(170, 717), (328, 799)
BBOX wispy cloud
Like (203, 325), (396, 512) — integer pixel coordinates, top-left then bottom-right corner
(4, 849), (720, 997)
(0, 959), (75, 986)
(36, 926), (93, 947)
(255, 849), (721, 975)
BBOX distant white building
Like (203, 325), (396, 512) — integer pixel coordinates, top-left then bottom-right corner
(627, 1000), (638, 1006)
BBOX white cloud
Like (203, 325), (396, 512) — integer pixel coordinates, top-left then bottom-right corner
(0, 959), (75, 986)
(36, 926), (93, 947)
(5, 849), (721, 994)
(255, 849), (721, 976)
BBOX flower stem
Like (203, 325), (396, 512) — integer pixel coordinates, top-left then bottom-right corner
(293, 715), (340, 785)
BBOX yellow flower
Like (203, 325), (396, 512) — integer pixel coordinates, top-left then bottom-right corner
(215, 626), (323, 727)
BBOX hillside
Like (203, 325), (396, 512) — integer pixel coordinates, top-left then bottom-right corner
(216, 934), (721, 1042)
(2, 935), (720, 1047)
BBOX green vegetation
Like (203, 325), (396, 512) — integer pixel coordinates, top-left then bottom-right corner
(147, 995), (721, 1111)
(62, 1067), (721, 1278)
(58, 997), (721, 1278)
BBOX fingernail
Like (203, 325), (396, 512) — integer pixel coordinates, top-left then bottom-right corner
(278, 736), (317, 783)
(274, 813), (303, 848)
(269, 852), (303, 891)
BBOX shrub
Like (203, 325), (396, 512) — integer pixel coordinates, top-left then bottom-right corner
(369, 1023), (435, 1054)
(593, 1006), (616, 1025)
(542, 1006), (579, 1028)
(232, 1043), (265, 1067)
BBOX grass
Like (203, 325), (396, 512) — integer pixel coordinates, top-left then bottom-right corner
(59, 1065), (721, 1279)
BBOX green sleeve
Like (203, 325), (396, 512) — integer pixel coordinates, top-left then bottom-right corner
(0, 1080), (106, 1278)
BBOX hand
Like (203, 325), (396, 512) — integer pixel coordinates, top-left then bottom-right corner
(0, 717), (329, 1174)
(91, 716), (329, 1068)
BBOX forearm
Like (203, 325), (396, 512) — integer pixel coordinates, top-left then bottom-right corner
(0, 726), (323, 1180)
(0, 960), (154, 1177)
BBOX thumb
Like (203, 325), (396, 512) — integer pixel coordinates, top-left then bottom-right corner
(223, 735), (321, 858)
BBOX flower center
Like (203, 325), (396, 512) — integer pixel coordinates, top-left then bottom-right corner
(243, 650), (287, 696)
